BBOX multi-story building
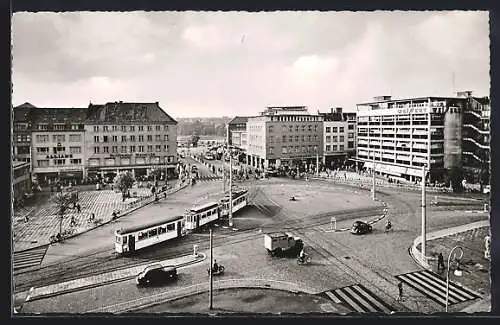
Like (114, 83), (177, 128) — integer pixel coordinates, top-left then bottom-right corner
(356, 92), (490, 184)
(12, 103), (36, 164)
(30, 107), (87, 185)
(12, 160), (32, 203)
(84, 101), (178, 181)
(246, 106), (324, 170)
(228, 116), (248, 149)
(318, 107), (357, 169)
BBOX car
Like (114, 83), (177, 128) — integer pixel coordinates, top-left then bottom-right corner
(136, 264), (178, 286)
(350, 221), (373, 235)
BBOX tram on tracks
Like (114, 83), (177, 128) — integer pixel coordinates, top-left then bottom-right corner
(220, 189), (248, 217)
(184, 201), (221, 232)
(115, 215), (185, 254)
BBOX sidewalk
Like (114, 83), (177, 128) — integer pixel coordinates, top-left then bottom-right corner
(13, 179), (185, 252)
(409, 220), (491, 312)
(15, 253), (205, 309)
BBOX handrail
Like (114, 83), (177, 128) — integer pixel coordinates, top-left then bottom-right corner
(463, 124), (489, 134)
(463, 151), (490, 163)
(463, 137), (490, 150)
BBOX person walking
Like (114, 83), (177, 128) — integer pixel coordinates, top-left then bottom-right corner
(437, 252), (445, 273)
(77, 203), (81, 213)
(397, 281), (404, 301)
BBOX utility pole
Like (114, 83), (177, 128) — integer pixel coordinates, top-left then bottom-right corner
(372, 150), (376, 200)
(209, 228), (213, 310)
(421, 165), (427, 260)
(229, 153), (233, 227)
(316, 147), (319, 177)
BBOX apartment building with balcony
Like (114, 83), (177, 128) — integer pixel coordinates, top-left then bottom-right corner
(318, 107), (357, 169)
(356, 92), (490, 184)
(84, 101), (178, 182)
(246, 106), (324, 170)
(30, 107), (87, 185)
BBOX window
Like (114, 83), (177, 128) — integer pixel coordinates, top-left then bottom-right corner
(112, 146), (118, 153)
(339, 127), (344, 132)
(164, 135), (169, 141)
(332, 127), (338, 133)
(147, 125), (152, 131)
(53, 146), (65, 153)
(112, 136), (118, 142)
(130, 135), (136, 142)
(121, 146), (127, 153)
(340, 145), (345, 151)
(282, 135), (287, 143)
(167, 223), (175, 231)
(326, 136), (331, 142)
(269, 125), (274, 133)
(147, 145), (153, 152)
(164, 125), (169, 131)
(348, 124), (354, 130)
(37, 160), (49, 167)
(138, 231), (148, 241)
(289, 125), (293, 132)
(301, 125), (306, 132)
(155, 135), (161, 141)
(121, 126), (126, 132)
(158, 226), (167, 234)
(156, 145), (161, 152)
(314, 125), (318, 132)
(129, 126), (135, 132)
(103, 146), (109, 153)
(139, 135), (144, 142)
(54, 159), (65, 165)
(307, 135), (311, 141)
(348, 133), (354, 139)
(138, 145), (144, 152)
(147, 135), (153, 141)
(326, 127), (331, 133)
(332, 136), (338, 142)
(163, 145), (167, 151)
(36, 147), (49, 153)
(295, 135), (299, 142)
(93, 126), (99, 132)
(70, 147), (81, 154)
(103, 136), (108, 142)
(94, 147), (100, 154)
(130, 146), (136, 153)
(339, 136), (345, 142)
(138, 126), (144, 131)
(70, 158), (82, 164)
(94, 136), (99, 143)
(308, 125), (312, 132)
(269, 147), (274, 154)
(314, 135), (318, 141)
(69, 134), (81, 142)
(53, 135), (65, 142)
(332, 145), (338, 151)
(348, 141), (354, 149)
(156, 125), (161, 131)
(112, 126), (118, 131)
(326, 145), (331, 151)
(149, 228), (158, 237)
(121, 136), (127, 142)
(103, 126), (109, 132)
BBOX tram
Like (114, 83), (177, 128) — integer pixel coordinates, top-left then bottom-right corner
(184, 201), (220, 231)
(115, 215), (184, 254)
(220, 189), (248, 217)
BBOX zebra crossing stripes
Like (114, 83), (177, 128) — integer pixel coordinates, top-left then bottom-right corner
(13, 245), (49, 271)
(395, 270), (482, 306)
(197, 175), (222, 182)
(325, 284), (393, 313)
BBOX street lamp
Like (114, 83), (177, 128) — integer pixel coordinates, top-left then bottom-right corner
(372, 149), (376, 200)
(445, 246), (464, 312)
(421, 165), (428, 260)
(315, 146), (319, 177)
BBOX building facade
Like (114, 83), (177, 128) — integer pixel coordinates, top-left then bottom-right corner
(318, 107), (357, 169)
(356, 92), (490, 183)
(228, 116), (248, 148)
(12, 161), (32, 202)
(30, 108), (87, 185)
(246, 106), (324, 170)
(84, 102), (178, 182)
(12, 103), (36, 164)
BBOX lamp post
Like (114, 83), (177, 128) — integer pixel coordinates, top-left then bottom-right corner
(315, 146), (319, 177)
(421, 165), (428, 260)
(209, 228), (213, 310)
(445, 246), (464, 312)
(229, 151), (233, 227)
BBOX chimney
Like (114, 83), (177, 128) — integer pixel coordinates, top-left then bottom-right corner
(155, 101), (159, 105)
(336, 107), (342, 114)
(330, 107), (334, 114)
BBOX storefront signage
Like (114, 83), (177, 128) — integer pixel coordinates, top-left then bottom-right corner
(397, 107), (427, 115)
(46, 154), (73, 159)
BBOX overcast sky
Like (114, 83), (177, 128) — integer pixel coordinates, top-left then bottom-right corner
(12, 11), (489, 117)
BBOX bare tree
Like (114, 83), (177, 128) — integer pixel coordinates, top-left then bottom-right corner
(53, 192), (74, 236)
(115, 172), (135, 200)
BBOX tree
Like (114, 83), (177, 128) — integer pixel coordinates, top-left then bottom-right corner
(191, 134), (200, 147)
(53, 192), (74, 236)
(115, 172), (135, 199)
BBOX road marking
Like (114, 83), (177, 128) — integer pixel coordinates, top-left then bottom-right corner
(327, 284), (393, 313)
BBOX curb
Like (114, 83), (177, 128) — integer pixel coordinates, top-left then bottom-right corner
(22, 253), (206, 303)
(13, 183), (190, 254)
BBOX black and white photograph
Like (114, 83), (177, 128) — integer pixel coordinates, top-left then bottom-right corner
(11, 10), (491, 314)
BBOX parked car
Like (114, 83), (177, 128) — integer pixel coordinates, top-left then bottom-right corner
(350, 221), (373, 235)
(136, 264), (178, 286)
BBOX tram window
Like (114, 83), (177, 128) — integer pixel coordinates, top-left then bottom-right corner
(201, 213), (206, 219)
(115, 236), (121, 243)
(167, 223), (175, 231)
(123, 236), (128, 244)
(159, 226), (167, 234)
(138, 231), (148, 241)
(149, 228), (158, 237)
(207, 210), (211, 216)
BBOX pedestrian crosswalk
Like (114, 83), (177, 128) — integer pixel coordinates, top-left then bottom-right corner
(197, 175), (223, 182)
(324, 283), (394, 313)
(13, 245), (49, 271)
(395, 270), (482, 306)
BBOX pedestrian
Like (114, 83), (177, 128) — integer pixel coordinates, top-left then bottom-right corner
(397, 281), (403, 301)
(77, 204), (81, 213)
(437, 252), (445, 272)
(91, 212), (95, 221)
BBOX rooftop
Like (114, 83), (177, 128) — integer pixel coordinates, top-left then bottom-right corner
(31, 107), (88, 124)
(86, 102), (177, 124)
(228, 116), (249, 125)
